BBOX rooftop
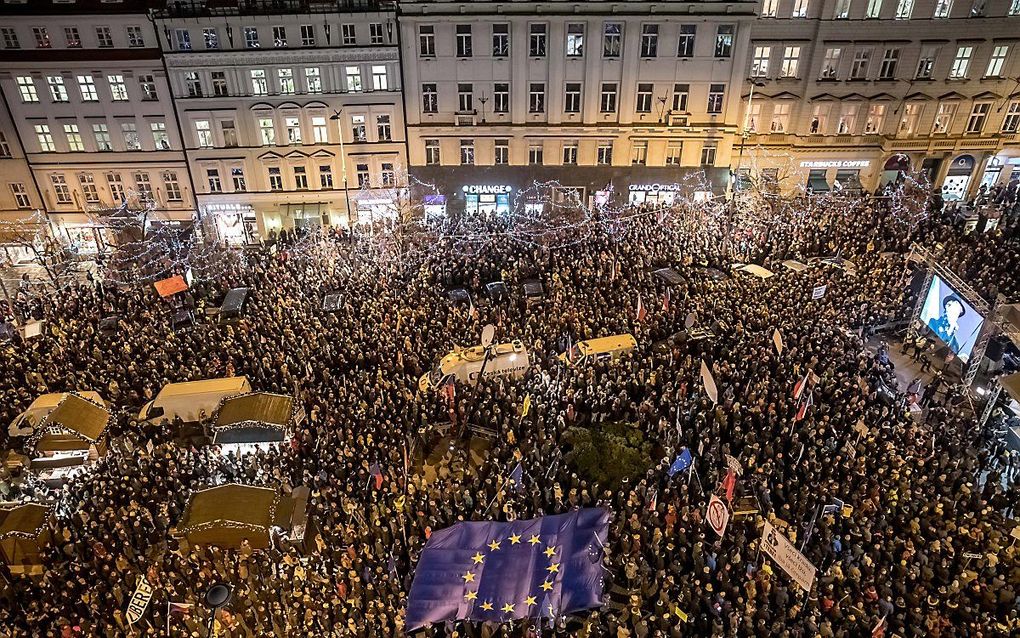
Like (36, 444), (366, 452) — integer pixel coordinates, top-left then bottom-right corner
(0, 0), (163, 15)
(154, 0), (393, 17)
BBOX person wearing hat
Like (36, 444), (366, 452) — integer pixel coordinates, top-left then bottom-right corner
(927, 293), (967, 355)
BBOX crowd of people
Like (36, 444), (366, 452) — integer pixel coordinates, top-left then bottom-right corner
(1, 185), (1019, 637)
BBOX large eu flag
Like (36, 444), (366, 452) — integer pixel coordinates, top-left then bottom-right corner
(405, 508), (610, 630)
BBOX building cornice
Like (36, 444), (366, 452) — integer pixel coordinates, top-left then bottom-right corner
(163, 47), (398, 68)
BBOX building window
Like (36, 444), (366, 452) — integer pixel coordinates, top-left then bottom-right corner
(460, 139), (475, 165)
(640, 24), (658, 58)
(933, 0), (953, 17)
(207, 169), (222, 193)
(850, 50), (871, 79)
(770, 103), (791, 132)
(898, 103), (923, 135)
(715, 25), (734, 58)
(707, 84), (725, 114)
(231, 167), (246, 192)
(817, 48), (840, 80)
(971, 0), (987, 16)
(2, 27), (20, 49)
(916, 45), (937, 79)
(308, 116), (327, 144)
(1001, 101), (1020, 131)
(666, 141), (683, 165)
(932, 101), (957, 133)
(204, 28), (219, 49)
(751, 46), (771, 77)
(126, 25), (144, 48)
(139, 75), (158, 101)
(566, 23), (585, 57)
(597, 142), (613, 165)
(104, 75), (127, 101)
(356, 163), (370, 188)
(372, 65), (388, 91)
(47, 76), (68, 103)
(700, 144), (717, 166)
(244, 27), (260, 48)
(425, 139), (440, 165)
(319, 165), (333, 189)
(78, 173), (99, 202)
(494, 139), (509, 165)
(278, 69), (295, 95)
(346, 66), (363, 92)
(456, 25), (473, 57)
(163, 171), (182, 201)
(603, 23), (621, 58)
(301, 25), (316, 47)
(672, 83), (689, 112)
(950, 46), (972, 78)
(492, 23), (510, 57)
(259, 118), (275, 145)
(0, 133), (9, 157)
(986, 45), (1008, 77)
(835, 0), (853, 17)
(381, 163), (395, 186)
(792, 0), (810, 17)
(212, 72), (228, 96)
(600, 83), (617, 113)
(174, 28), (191, 50)
(134, 172), (153, 200)
(305, 67), (322, 94)
(494, 83), (509, 113)
(185, 72), (203, 97)
(1010, 0), (1020, 14)
(563, 142), (578, 165)
(837, 104), (859, 133)
(268, 167), (283, 191)
(341, 24), (356, 46)
(564, 83), (582, 113)
(866, 0), (883, 16)
(122, 123), (139, 150)
(529, 83), (545, 113)
(33, 27), (51, 49)
(423, 84), (438, 113)
(631, 141), (647, 165)
(370, 23), (385, 45)
(95, 26), (113, 48)
(780, 46), (801, 77)
(11, 183), (31, 209)
(273, 26), (287, 47)
(636, 83), (654, 113)
(419, 25), (435, 56)
(529, 144), (544, 165)
(51, 174), (71, 203)
(677, 25), (696, 58)
(195, 120), (213, 148)
(151, 122), (170, 150)
(352, 115), (366, 141)
(966, 102), (990, 133)
(64, 125), (84, 151)
(93, 124), (112, 151)
(16, 77), (38, 103)
(35, 125), (55, 152)
(107, 172), (124, 202)
(895, 0), (914, 18)
(864, 103), (886, 133)
(458, 83), (474, 112)
(294, 166), (308, 190)
(529, 24), (547, 57)
(65, 27), (81, 49)
(879, 48), (899, 79)
(221, 121), (237, 147)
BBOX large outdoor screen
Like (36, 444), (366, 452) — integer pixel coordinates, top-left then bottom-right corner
(920, 274), (984, 363)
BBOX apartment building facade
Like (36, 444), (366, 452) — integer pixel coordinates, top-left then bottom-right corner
(397, 1), (757, 213)
(154, 0), (406, 241)
(740, 0), (1020, 197)
(0, 0), (195, 256)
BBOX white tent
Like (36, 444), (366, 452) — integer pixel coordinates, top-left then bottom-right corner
(732, 263), (775, 279)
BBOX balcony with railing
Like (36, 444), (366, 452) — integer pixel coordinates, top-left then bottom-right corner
(154, 0), (393, 18)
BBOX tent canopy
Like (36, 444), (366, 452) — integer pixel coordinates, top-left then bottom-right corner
(0, 503), (49, 540)
(34, 394), (111, 452)
(1001, 372), (1020, 404)
(178, 484), (293, 549)
(782, 260), (810, 272)
(732, 263), (776, 279)
(214, 392), (293, 429)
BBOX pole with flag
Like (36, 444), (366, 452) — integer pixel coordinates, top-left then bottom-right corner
(662, 287), (670, 312)
(636, 293), (647, 322)
(700, 359), (719, 404)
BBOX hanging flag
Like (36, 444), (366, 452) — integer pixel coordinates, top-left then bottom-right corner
(521, 394), (532, 418)
(772, 328), (783, 355)
(794, 392), (813, 422)
(507, 461), (524, 492)
(369, 462), (384, 489)
(792, 372), (809, 401)
(667, 448), (694, 477)
(636, 293), (647, 322)
(700, 359), (718, 404)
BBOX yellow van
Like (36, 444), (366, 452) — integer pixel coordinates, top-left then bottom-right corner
(419, 340), (530, 392)
(558, 334), (638, 366)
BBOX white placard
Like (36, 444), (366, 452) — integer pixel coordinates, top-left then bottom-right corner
(707, 494), (730, 538)
(760, 521), (816, 592)
(811, 285), (827, 300)
(126, 576), (155, 625)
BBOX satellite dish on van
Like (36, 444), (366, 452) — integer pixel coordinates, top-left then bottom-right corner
(481, 324), (496, 349)
(685, 312), (697, 329)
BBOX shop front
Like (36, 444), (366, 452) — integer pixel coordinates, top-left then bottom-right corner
(942, 154), (976, 202)
(202, 203), (260, 245)
(880, 154), (912, 187)
(799, 160), (871, 194)
(628, 183), (684, 206)
(463, 184), (513, 215)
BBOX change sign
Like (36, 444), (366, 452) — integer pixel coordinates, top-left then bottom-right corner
(760, 521), (816, 592)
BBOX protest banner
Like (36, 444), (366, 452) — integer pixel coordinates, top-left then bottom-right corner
(812, 285), (827, 300)
(126, 575), (155, 625)
(760, 521), (816, 592)
(706, 494), (730, 538)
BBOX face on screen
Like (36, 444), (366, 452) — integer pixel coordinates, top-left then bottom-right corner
(919, 275), (983, 363)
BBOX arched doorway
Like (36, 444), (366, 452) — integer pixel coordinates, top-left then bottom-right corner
(881, 154), (911, 186)
(942, 154), (975, 201)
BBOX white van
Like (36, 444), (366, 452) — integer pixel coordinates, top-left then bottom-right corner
(419, 340), (530, 392)
(138, 377), (252, 424)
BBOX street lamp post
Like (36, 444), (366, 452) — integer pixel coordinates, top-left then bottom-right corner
(329, 110), (353, 226)
(736, 79), (766, 191)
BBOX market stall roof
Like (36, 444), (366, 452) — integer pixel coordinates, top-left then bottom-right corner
(732, 264), (775, 279)
(999, 303), (1020, 348)
(34, 393), (111, 451)
(180, 484), (285, 532)
(0, 503), (50, 540)
(782, 260), (810, 272)
(1000, 372), (1020, 403)
(213, 392), (294, 429)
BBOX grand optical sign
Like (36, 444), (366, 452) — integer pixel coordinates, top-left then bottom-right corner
(463, 184), (512, 195)
(629, 183), (683, 192)
(800, 160), (871, 169)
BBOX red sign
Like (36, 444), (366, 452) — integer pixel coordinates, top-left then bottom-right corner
(707, 495), (730, 538)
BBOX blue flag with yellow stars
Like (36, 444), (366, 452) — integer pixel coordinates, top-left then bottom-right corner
(405, 509), (610, 630)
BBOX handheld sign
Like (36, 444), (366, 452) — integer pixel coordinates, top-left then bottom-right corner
(126, 576), (155, 625)
(811, 285), (827, 300)
(760, 521), (817, 592)
(706, 494), (730, 538)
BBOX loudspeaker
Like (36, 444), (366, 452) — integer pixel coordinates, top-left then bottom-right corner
(985, 339), (1004, 363)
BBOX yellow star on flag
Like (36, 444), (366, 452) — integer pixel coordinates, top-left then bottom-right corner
(480, 601), (494, 611)
(462, 571), (476, 583)
(546, 562), (560, 574)
(488, 539), (501, 551)
(465, 591), (478, 601)
(524, 596), (537, 607)
(508, 533), (521, 545)
(527, 534), (541, 545)
(543, 546), (557, 558)
(471, 552), (485, 564)
(501, 602), (515, 613)
(540, 579), (554, 591)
